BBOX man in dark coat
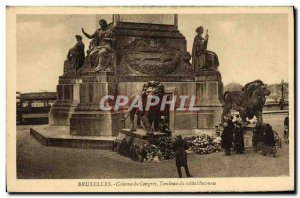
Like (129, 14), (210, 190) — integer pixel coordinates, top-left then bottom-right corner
(173, 135), (192, 178)
(221, 122), (234, 156)
(234, 122), (245, 154)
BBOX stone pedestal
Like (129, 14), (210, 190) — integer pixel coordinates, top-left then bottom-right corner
(243, 126), (255, 148)
(173, 70), (223, 132)
(49, 72), (80, 126)
(194, 70), (224, 129)
(70, 72), (124, 136)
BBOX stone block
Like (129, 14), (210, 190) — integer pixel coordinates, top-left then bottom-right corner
(70, 72), (125, 136)
(30, 126), (115, 150)
(49, 77), (80, 126)
(174, 112), (198, 131)
(70, 112), (124, 136)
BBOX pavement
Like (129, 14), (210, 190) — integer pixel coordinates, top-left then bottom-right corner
(16, 113), (290, 179)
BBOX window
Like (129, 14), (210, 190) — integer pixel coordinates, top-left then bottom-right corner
(22, 101), (29, 108)
(31, 101), (45, 107)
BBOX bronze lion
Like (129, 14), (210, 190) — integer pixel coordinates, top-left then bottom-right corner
(221, 80), (271, 124)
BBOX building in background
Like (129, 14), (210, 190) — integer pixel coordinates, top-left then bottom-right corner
(16, 91), (57, 124)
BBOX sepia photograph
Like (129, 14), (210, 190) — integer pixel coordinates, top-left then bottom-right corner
(6, 6), (294, 192)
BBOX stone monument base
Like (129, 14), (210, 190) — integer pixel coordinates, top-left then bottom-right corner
(49, 101), (78, 126)
(70, 111), (124, 136)
(30, 125), (115, 150)
(49, 75), (80, 126)
(69, 71), (125, 136)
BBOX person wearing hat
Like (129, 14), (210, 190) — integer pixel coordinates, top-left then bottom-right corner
(158, 116), (172, 135)
(234, 122), (245, 154)
(192, 26), (209, 72)
(234, 114), (242, 125)
(173, 135), (193, 178)
(221, 122), (234, 156)
(66, 35), (85, 70)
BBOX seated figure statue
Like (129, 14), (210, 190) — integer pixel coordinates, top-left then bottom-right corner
(192, 26), (219, 73)
(81, 19), (115, 72)
(64, 35), (85, 74)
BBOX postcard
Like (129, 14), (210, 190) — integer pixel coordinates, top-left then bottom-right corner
(6, 6), (294, 192)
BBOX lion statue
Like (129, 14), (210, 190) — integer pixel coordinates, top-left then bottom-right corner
(122, 81), (166, 135)
(221, 80), (271, 124)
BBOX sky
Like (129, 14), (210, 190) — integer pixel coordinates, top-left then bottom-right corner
(16, 14), (289, 93)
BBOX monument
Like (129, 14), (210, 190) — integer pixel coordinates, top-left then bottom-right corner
(48, 35), (84, 126)
(32, 14), (224, 149)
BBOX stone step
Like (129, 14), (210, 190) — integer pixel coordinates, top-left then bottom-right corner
(30, 126), (115, 150)
(119, 128), (169, 140)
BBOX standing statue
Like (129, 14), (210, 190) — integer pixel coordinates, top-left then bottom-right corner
(81, 19), (115, 72)
(64, 35), (85, 73)
(192, 26), (208, 71)
(222, 80), (271, 124)
(192, 26), (219, 72)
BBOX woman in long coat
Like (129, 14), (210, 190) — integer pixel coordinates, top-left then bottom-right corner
(234, 123), (245, 154)
(221, 122), (234, 156)
(173, 136), (192, 178)
(263, 124), (276, 156)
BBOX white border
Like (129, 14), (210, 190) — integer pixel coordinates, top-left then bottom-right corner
(1, 1), (299, 197)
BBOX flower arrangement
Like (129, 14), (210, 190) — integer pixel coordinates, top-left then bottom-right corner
(186, 134), (222, 154)
(114, 134), (222, 163)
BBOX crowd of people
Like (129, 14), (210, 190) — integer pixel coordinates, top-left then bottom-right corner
(157, 114), (288, 178)
(216, 115), (282, 157)
(219, 115), (245, 156)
